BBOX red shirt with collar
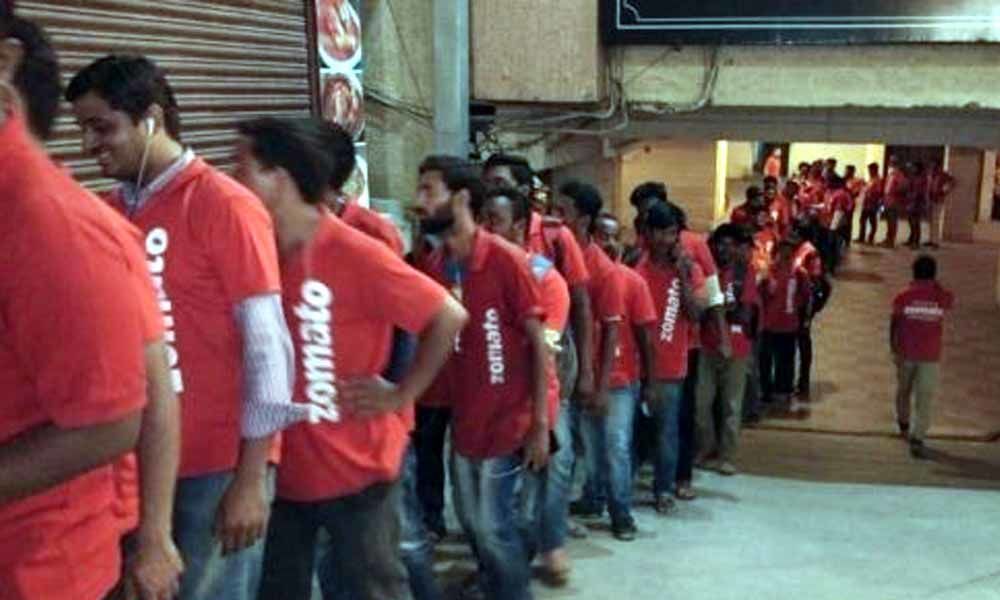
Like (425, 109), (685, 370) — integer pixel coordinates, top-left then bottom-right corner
(863, 176), (884, 210)
(893, 281), (954, 362)
(637, 257), (706, 380)
(610, 264), (657, 388)
(762, 261), (810, 333)
(341, 202), (404, 256)
(107, 157), (282, 477)
(702, 264), (759, 359)
(277, 215), (447, 501)
(419, 229), (545, 459)
(0, 114), (147, 600)
(582, 241), (626, 373)
(529, 253), (570, 427)
(527, 211), (590, 289)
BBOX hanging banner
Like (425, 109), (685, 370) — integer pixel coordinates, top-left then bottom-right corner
(602, 1), (1000, 45)
(312, 0), (368, 207)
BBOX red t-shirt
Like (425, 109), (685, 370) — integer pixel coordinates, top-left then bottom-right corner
(108, 158), (282, 477)
(420, 229), (545, 459)
(863, 176), (884, 210)
(793, 242), (824, 280)
(821, 189), (853, 228)
(730, 204), (753, 227)
(610, 264), (657, 388)
(892, 281), (954, 362)
(928, 172), (954, 205)
(637, 258), (706, 380)
(277, 216), (446, 501)
(0, 114), (147, 600)
(702, 265), (759, 359)
(582, 242), (626, 373)
(529, 253), (570, 427)
(527, 211), (590, 289)
(884, 170), (908, 209)
(762, 262), (811, 333)
(341, 202), (404, 256)
(770, 195), (792, 238)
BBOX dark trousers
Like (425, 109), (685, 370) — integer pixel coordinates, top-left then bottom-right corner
(760, 331), (797, 398)
(885, 207), (899, 246)
(414, 406), (451, 532)
(858, 208), (879, 243)
(259, 481), (411, 600)
(676, 349), (699, 484)
(797, 325), (813, 397)
(906, 209), (923, 247)
(838, 211), (854, 249)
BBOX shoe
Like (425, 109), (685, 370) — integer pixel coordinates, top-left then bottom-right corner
(611, 516), (638, 541)
(569, 499), (604, 519)
(424, 516), (446, 543)
(716, 461), (737, 476)
(567, 518), (589, 539)
(675, 482), (697, 501)
(897, 421), (910, 438)
(910, 439), (929, 460)
(653, 495), (677, 515)
(539, 549), (571, 587)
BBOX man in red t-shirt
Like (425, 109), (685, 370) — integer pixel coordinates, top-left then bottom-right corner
(479, 185), (576, 581)
(0, 27), (149, 599)
(3, 18), (184, 599)
(905, 162), (929, 249)
(857, 162), (884, 245)
(729, 185), (765, 227)
(819, 174), (852, 275)
(68, 55), (306, 600)
(635, 203), (707, 514)
(586, 212), (656, 540)
(882, 156), (908, 248)
(482, 154), (596, 410)
(233, 118), (466, 599)
(891, 256), (953, 459)
(760, 239), (812, 415)
(695, 224), (760, 475)
(925, 160), (955, 250)
(764, 148), (783, 179)
(415, 155), (549, 599)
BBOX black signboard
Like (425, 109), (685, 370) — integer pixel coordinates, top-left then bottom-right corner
(602, 1), (1000, 45)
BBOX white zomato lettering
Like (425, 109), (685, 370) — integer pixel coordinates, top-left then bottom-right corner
(483, 307), (506, 385)
(659, 277), (681, 343)
(295, 279), (339, 423)
(146, 227), (184, 393)
(903, 302), (944, 321)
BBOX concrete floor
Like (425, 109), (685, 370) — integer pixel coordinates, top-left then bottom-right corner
(430, 430), (1000, 600)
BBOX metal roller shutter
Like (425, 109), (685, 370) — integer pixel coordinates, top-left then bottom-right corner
(16, 0), (312, 191)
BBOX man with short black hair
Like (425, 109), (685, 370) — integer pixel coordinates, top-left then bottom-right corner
(233, 117), (466, 600)
(68, 54), (305, 600)
(891, 255), (953, 459)
(415, 155), (550, 600)
(635, 203), (705, 513)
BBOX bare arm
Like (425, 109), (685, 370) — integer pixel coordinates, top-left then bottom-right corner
(635, 324), (654, 385)
(569, 285), (595, 396)
(129, 341), (184, 600)
(340, 295), (469, 416)
(0, 411), (142, 505)
(523, 316), (551, 471)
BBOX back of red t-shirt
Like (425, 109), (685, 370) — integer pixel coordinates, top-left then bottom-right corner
(893, 281), (953, 362)
(610, 264), (657, 388)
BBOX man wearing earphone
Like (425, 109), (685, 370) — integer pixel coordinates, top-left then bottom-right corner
(67, 54), (307, 600)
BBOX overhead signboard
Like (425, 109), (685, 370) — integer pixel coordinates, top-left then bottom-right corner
(602, 1), (1000, 45)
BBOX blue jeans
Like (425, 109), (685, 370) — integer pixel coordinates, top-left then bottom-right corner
(452, 452), (533, 600)
(522, 398), (573, 554)
(398, 444), (443, 600)
(173, 468), (275, 600)
(648, 381), (683, 497)
(579, 386), (637, 523)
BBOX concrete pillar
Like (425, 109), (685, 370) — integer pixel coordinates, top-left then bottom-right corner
(978, 151), (996, 224)
(433, 0), (470, 157)
(942, 147), (982, 243)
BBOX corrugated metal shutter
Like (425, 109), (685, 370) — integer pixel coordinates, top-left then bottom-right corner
(16, 0), (311, 191)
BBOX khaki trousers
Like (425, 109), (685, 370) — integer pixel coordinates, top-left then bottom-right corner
(695, 352), (748, 460)
(895, 361), (939, 442)
(929, 203), (945, 246)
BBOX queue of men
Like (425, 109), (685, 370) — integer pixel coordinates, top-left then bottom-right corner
(0, 10), (957, 600)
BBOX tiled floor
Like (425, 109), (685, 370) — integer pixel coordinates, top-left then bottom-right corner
(759, 240), (1000, 441)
